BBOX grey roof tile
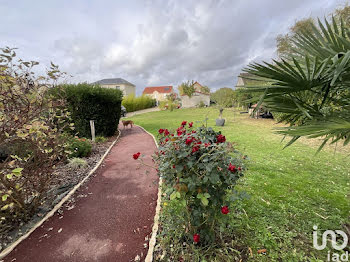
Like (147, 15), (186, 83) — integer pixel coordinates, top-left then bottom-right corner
(93, 78), (135, 86)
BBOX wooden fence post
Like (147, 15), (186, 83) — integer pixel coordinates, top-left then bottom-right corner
(90, 120), (95, 142)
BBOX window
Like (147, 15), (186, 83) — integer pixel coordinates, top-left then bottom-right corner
(115, 86), (120, 89)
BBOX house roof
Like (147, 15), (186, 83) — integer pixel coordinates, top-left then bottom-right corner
(236, 73), (257, 86)
(143, 86), (173, 94)
(93, 78), (135, 86)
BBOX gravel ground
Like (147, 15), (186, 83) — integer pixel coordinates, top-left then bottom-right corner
(0, 133), (119, 252)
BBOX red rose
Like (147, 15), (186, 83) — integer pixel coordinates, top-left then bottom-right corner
(204, 143), (210, 147)
(228, 163), (236, 172)
(192, 130), (196, 134)
(181, 121), (187, 126)
(171, 134), (174, 136)
(192, 146), (200, 153)
(238, 167), (242, 171)
(159, 129), (164, 134)
(186, 137), (193, 145)
(189, 122), (193, 128)
(133, 152), (141, 160)
(173, 165), (175, 169)
(177, 130), (183, 136)
(165, 138), (169, 142)
(221, 206), (229, 215)
(216, 134), (226, 143)
(193, 233), (200, 243)
(164, 129), (170, 136)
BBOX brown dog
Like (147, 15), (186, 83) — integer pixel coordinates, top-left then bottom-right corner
(122, 120), (134, 129)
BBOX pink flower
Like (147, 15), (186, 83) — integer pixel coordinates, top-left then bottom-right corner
(193, 233), (200, 243)
(228, 163), (236, 173)
(216, 134), (226, 143)
(186, 137), (193, 145)
(133, 152), (141, 160)
(192, 146), (200, 153)
(221, 206), (229, 215)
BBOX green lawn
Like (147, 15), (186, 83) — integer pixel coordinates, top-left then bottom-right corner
(128, 107), (350, 261)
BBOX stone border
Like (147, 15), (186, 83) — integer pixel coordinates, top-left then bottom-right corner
(0, 130), (122, 259)
(136, 125), (162, 262)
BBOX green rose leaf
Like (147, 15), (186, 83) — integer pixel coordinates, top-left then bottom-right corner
(170, 191), (177, 200)
(2, 194), (8, 201)
(1, 204), (9, 210)
(12, 168), (23, 174)
(201, 197), (209, 206)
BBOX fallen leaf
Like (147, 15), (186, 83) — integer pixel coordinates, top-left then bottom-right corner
(257, 249), (267, 254)
(248, 247), (253, 257)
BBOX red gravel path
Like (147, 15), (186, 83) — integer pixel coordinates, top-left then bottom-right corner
(4, 125), (159, 262)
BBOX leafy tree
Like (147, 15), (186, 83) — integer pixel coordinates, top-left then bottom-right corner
(178, 81), (195, 97)
(276, 18), (315, 58)
(210, 87), (235, 107)
(200, 85), (210, 94)
(243, 17), (350, 150)
(334, 3), (350, 25)
(276, 4), (350, 59)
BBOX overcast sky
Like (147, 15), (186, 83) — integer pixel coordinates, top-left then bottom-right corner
(0, 0), (347, 94)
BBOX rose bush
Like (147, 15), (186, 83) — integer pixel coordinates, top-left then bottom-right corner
(0, 47), (72, 231)
(135, 121), (245, 244)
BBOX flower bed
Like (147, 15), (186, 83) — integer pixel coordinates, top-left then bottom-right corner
(135, 121), (247, 260)
(0, 134), (118, 252)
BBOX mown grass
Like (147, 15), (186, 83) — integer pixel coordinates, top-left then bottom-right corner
(128, 107), (350, 261)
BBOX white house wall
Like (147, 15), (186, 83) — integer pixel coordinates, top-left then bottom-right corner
(99, 84), (135, 96)
(181, 93), (210, 108)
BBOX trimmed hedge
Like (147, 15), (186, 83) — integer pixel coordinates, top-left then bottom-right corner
(58, 83), (123, 138)
(122, 94), (156, 112)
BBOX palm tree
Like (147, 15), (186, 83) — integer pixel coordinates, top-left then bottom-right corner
(242, 17), (350, 151)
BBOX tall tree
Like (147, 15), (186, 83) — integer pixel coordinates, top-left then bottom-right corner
(276, 18), (315, 58)
(211, 87), (235, 107)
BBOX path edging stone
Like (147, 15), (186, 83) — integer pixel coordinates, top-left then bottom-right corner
(136, 125), (162, 262)
(0, 130), (122, 259)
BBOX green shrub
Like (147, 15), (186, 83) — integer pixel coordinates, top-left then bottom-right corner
(67, 157), (88, 169)
(0, 48), (71, 227)
(159, 101), (167, 110)
(197, 101), (205, 108)
(159, 100), (180, 111)
(122, 95), (155, 112)
(95, 136), (107, 143)
(67, 137), (92, 158)
(56, 83), (123, 138)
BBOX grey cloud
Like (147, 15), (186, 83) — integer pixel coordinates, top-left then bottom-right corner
(0, 0), (346, 94)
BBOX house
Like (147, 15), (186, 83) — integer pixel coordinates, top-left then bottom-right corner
(235, 72), (256, 89)
(181, 81), (210, 108)
(142, 86), (174, 102)
(93, 78), (135, 96)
